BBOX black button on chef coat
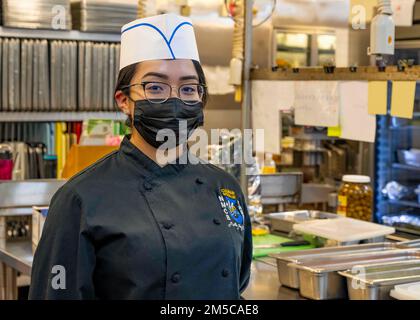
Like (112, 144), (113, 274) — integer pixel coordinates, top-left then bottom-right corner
(29, 136), (253, 300)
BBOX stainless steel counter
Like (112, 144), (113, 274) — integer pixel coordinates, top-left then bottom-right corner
(0, 242), (33, 299)
(243, 257), (305, 300)
(0, 241), (303, 300)
(0, 242), (33, 275)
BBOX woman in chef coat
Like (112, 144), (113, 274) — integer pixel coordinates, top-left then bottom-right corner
(29, 13), (252, 300)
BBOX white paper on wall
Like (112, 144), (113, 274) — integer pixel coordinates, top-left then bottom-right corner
(294, 81), (340, 127)
(339, 81), (376, 143)
(251, 81), (295, 154)
(392, 0), (415, 26)
(252, 80), (295, 111)
(202, 65), (234, 95)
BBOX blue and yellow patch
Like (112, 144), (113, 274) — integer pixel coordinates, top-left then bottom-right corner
(218, 188), (244, 231)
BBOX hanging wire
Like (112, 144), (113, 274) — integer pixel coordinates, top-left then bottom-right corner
(224, 0), (277, 28)
(231, 0), (244, 60)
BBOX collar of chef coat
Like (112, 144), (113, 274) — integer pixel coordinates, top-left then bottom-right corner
(119, 135), (189, 177)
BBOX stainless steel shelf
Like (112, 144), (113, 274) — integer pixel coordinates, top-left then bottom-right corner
(396, 25), (420, 42)
(0, 112), (126, 122)
(0, 242), (32, 275)
(0, 26), (120, 42)
(390, 125), (420, 131)
(292, 133), (338, 141)
(388, 199), (420, 209)
(392, 163), (420, 172)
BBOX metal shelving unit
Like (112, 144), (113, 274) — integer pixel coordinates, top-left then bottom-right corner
(392, 163), (420, 172)
(388, 200), (420, 209)
(0, 112), (126, 122)
(0, 27), (122, 121)
(0, 26), (121, 42)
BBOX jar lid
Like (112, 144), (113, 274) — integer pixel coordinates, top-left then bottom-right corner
(342, 175), (371, 183)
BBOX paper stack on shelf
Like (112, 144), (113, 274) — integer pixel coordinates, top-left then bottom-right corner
(1, 38), (50, 111)
(71, 0), (138, 33)
(1, 0), (72, 30)
(50, 40), (78, 111)
(1, 38), (20, 111)
(0, 37), (119, 112)
(78, 41), (120, 111)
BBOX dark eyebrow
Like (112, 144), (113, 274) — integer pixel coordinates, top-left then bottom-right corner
(142, 72), (169, 80)
(179, 75), (199, 82)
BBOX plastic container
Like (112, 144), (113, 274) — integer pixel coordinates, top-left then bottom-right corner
(261, 153), (276, 174)
(390, 282), (420, 300)
(337, 175), (373, 221)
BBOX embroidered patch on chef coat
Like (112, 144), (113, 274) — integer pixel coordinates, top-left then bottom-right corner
(218, 188), (245, 231)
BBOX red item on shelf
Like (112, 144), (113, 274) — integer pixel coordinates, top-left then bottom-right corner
(0, 159), (13, 180)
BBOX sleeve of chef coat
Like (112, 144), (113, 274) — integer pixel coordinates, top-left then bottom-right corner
(238, 191), (253, 295)
(28, 185), (96, 300)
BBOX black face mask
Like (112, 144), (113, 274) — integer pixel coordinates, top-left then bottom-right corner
(133, 98), (204, 149)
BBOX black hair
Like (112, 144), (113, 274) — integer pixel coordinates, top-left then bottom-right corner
(115, 59), (208, 106)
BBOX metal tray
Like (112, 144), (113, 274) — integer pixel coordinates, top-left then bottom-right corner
(397, 239), (420, 249)
(289, 249), (420, 300)
(269, 242), (400, 289)
(268, 210), (340, 234)
(339, 260), (420, 300)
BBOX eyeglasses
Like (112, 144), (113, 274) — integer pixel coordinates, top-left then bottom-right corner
(121, 81), (206, 105)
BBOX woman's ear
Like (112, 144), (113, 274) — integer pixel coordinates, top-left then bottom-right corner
(115, 90), (132, 116)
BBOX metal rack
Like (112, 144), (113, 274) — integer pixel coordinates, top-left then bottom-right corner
(0, 26), (121, 43)
(251, 66), (420, 81)
(0, 112), (126, 122)
(0, 27), (122, 119)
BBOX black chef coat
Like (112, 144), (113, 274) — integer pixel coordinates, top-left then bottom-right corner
(29, 136), (252, 300)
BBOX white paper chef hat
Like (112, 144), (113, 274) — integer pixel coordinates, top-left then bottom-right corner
(119, 13), (200, 70)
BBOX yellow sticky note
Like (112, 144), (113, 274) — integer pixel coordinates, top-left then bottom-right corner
(368, 81), (388, 115)
(234, 86), (242, 102)
(328, 126), (341, 137)
(391, 81), (416, 119)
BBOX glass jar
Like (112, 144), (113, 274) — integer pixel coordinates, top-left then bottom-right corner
(337, 175), (373, 221)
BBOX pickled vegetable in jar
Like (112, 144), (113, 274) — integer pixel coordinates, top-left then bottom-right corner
(337, 175), (373, 221)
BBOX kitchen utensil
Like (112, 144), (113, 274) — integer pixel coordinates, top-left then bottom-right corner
(270, 242), (400, 289)
(339, 260), (420, 300)
(252, 234), (314, 259)
(291, 249), (420, 300)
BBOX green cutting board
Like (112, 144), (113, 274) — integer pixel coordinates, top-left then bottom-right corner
(252, 234), (314, 259)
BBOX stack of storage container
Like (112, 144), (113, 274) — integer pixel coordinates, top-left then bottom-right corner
(1, 0), (72, 30)
(71, 0), (138, 33)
